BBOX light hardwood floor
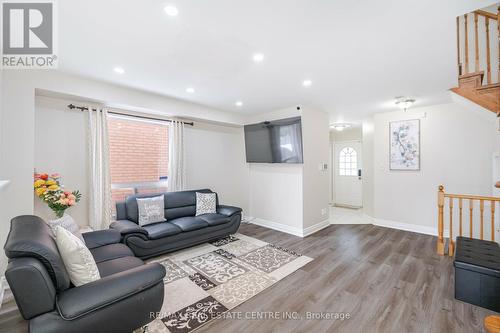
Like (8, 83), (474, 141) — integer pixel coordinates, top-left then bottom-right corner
(0, 223), (496, 333)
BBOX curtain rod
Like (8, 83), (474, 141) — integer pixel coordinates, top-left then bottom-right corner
(67, 104), (194, 126)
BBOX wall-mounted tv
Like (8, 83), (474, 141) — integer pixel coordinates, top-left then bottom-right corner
(244, 116), (303, 163)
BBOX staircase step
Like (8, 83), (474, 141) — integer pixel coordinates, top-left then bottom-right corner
(476, 82), (500, 93)
(459, 71), (485, 80)
(458, 71), (485, 89)
(451, 85), (499, 113)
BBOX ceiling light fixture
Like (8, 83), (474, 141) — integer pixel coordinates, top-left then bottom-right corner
(330, 123), (352, 132)
(235, 101), (243, 107)
(113, 67), (125, 74)
(302, 80), (312, 87)
(186, 87), (195, 94)
(395, 96), (416, 111)
(253, 53), (264, 63)
(164, 5), (179, 16)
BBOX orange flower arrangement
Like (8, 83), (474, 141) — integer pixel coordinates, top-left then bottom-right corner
(34, 173), (81, 218)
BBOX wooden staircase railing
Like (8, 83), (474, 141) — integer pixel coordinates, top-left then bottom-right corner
(452, 6), (500, 114)
(437, 185), (500, 256)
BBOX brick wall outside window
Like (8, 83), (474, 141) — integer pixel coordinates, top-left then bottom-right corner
(108, 115), (169, 214)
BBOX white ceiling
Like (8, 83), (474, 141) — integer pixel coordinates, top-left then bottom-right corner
(58, 0), (497, 122)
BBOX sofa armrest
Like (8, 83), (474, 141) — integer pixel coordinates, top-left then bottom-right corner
(110, 220), (148, 237)
(82, 229), (121, 249)
(217, 205), (242, 217)
(56, 263), (166, 320)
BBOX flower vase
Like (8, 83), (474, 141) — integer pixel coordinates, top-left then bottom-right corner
(49, 213), (78, 235)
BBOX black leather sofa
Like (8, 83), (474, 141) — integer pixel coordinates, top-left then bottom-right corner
(4, 215), (166, 333)
(110, 189), (242, 259)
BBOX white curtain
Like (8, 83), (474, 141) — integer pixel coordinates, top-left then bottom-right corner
(87, 107), (111, 230)
(168, 120), (186, 192)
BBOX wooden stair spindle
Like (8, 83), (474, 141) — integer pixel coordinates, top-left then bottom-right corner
(464, 14), (469, 74)
(437, 186), (445, 255)
(449, 198), (455, 255)
(470, 199), (474, 238)
(480, 199), (485, 240)
(492, 201), (496, 242)
(437, 187), (500, 255)
(459, 198), (463, 237)
(474, 13), (480, 73)
(457, 16), (462, 75)
(485, 17), (492, 84)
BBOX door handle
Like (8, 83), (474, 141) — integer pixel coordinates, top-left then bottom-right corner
(358, 169), (362, 180)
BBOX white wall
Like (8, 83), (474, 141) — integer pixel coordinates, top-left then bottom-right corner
(246, 107), (304, 232)
(185, 122), (249, 213)
(33, 95), (251, 226)
(362, 119), (375, 216)
(0, 70), (248, 274)
(302, 108), (330, 228)
(249, 164), (303, 230)
(246, 106), (330, 234)
(34, 96), (89, 226)
(330, 127), (362, 142)
(372, 100), (497, 233)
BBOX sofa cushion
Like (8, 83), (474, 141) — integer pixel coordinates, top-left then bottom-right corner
(54, 226), (100, 287)
(137, 195), (166, 226)
(96, 256), (144, 278)
(195, 192), (217, 216)
(123, 189), (217, 222)
(170, 217), (208, 232)
(90, 243), (134, 264)
(143, 222), (182, 240)
(198, 213), (230, 226)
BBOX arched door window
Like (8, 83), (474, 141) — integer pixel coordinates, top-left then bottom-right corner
(339, 147), (357, 176)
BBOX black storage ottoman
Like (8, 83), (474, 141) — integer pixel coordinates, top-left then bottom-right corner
(454, 236), (500, 312)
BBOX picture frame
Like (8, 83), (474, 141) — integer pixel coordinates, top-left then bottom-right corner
(389, 119), (420, 171)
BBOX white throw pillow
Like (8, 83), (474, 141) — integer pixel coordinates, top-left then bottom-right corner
(137, 195), (166, 226)
(195, 192), (217, 216)
(48, 214), (85, 244)
(54, 226), (100, 287)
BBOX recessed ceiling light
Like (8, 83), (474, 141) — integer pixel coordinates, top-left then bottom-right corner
(113, 67), (125, 74)
(235, 101), (243, 107)
(253, 53), (264, 63)
(164, 5), (179, 16)
(186, 87), (195, 94)
(330, 123), (352, 132)
(302, 80), (312, 87)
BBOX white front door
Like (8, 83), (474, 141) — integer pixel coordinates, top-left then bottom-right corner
(333, 141), (363, 207)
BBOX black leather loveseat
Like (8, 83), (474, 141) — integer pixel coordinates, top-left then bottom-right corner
(110, 189), (242, 259)
(4, 215), (166, 333)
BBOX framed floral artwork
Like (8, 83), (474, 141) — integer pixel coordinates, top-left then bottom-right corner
(390, 119), (420, 171)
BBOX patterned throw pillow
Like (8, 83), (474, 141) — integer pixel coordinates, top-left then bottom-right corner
(54, 226), (100, 287)
(48, 214), (85, 243)
(196, 192), (217, 216)
(137, 195), (165, 226)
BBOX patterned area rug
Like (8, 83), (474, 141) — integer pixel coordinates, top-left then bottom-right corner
(137, 233), (313, 333)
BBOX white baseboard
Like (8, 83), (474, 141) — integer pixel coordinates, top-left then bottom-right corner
(249, 217), (304, 237)
(248, 217), (330, 238)
(372, 217), (440, 236)
(302, 219), (330, 237)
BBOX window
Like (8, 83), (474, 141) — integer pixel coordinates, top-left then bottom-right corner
(108, 115), (169, 216)
(339, 147), (357, 176)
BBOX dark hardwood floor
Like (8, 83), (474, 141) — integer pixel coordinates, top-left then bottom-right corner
(0, 223), (496, 333)
(197, 223), (495, 333)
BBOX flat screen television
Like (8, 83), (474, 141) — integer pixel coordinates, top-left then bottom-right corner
(244, 116), (303, 163)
